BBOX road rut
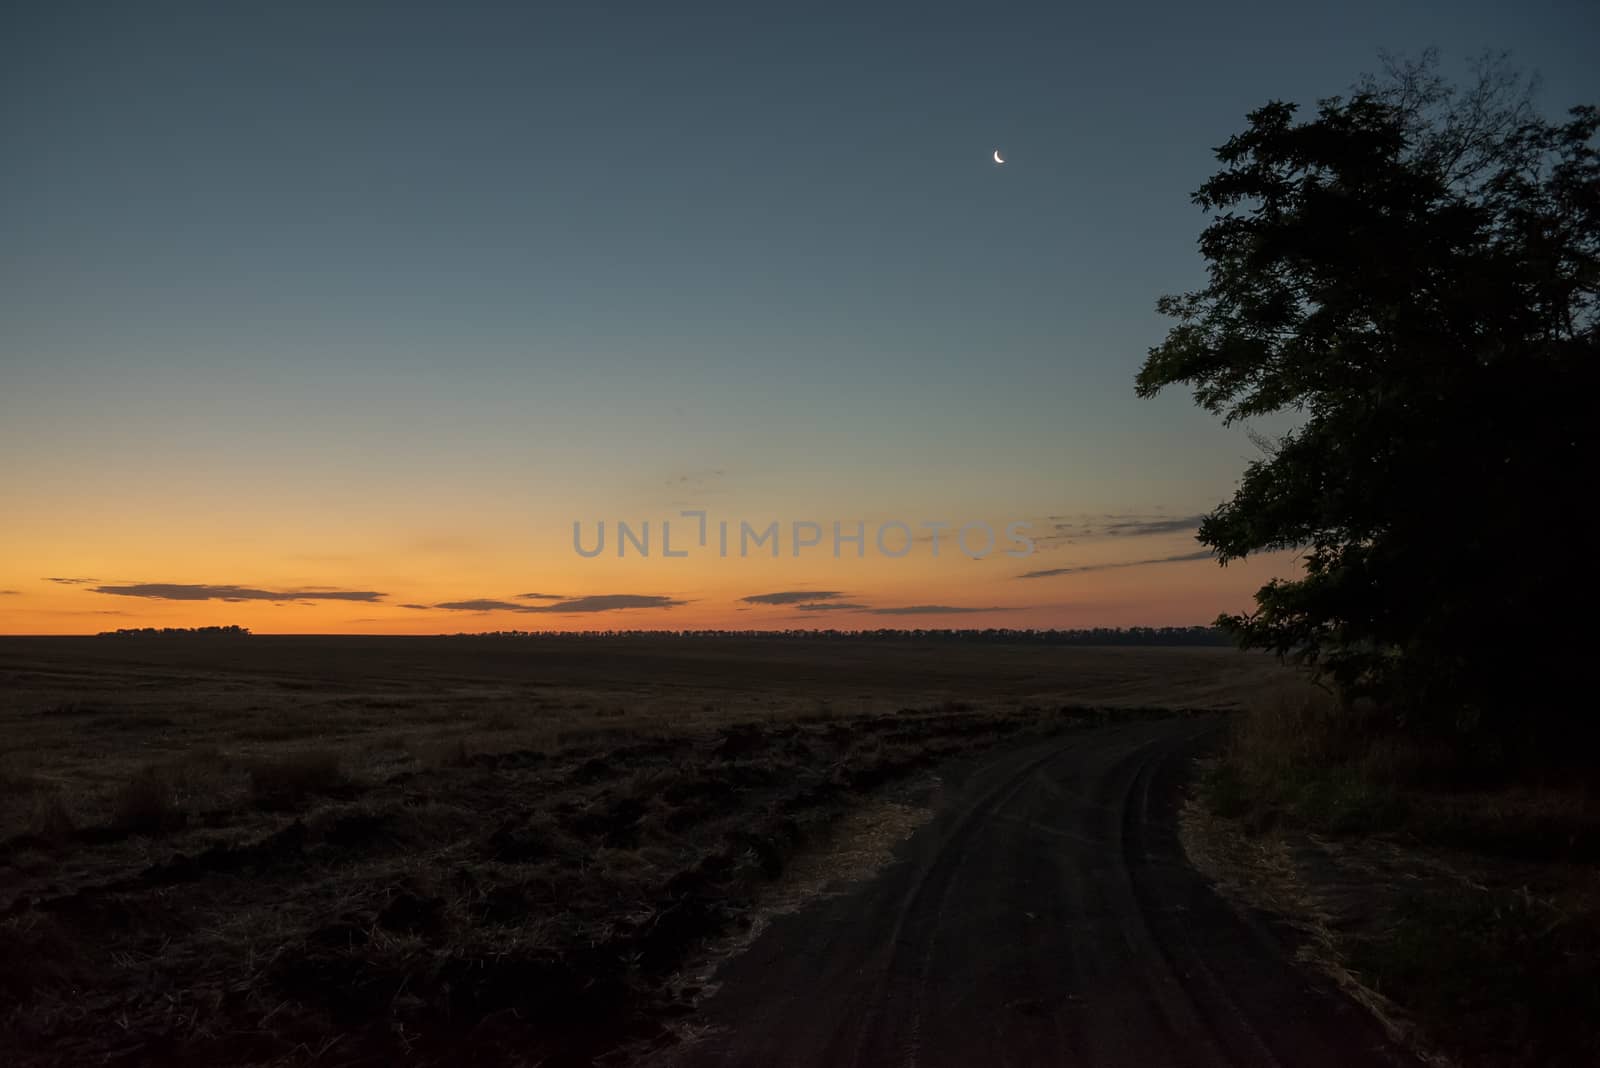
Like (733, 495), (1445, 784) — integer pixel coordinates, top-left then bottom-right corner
(654, 717), (1401, 1068)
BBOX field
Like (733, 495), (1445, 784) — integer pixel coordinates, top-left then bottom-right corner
(0, 636), (1285, 1067)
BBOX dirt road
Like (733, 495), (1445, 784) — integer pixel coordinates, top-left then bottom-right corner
(654, 717), (1401, 1067)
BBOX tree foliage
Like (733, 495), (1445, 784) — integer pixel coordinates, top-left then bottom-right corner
(1138, 53), (1597, 735)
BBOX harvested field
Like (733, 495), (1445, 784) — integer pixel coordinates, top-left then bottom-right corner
(0, 637), (1284, 1066)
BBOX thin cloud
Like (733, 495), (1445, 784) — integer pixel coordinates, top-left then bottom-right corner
(21, 608), (129, 616)
(45, 576), (97, 585)
(399, 603), (433, 610)
(518, 592), (563, 600)
(792, 602), (870, 612)
(1023, 513), (1208, 554)
(1045, 513), (1206, 541)
(91, 583), (385, 603)
(660, 468), (732, 507)
(0, 589), (18, 596)
(1017, 549), (1215, 580)
(534, 594), (687, 613)
(741, 590), (846, 606)
(434, 594), (687, 614)
(1099, 514), (1206, 537)
(869, 605), (1006, 616)
(665, 468), (726, 488)
(435, 599), (528, 612)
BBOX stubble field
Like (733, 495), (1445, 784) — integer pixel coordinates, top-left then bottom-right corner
(0, 636), (1286, 1066)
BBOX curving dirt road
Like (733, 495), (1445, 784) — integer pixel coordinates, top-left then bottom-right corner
(653, 717), (1403, 1068)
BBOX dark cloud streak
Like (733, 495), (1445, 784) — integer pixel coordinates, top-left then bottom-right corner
(91, 583), (385, 603)
(1097, 515), (1206, 537)
(1028, 514), (1207, 551)
(741, 590), (845, 606)
(1017, 549), (1215, 580)
(868, 605), (1005, 616)
(434, 594), (687, 614)
(434, 599), (527, 612)
(538, 594), (686, 613)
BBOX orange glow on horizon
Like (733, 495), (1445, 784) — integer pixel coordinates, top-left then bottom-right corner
(0, 535), (1299, 634)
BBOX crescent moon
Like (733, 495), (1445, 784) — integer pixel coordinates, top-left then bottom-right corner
(993, 149), (1005, 164)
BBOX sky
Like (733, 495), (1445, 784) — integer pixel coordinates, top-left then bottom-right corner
(2, 1), (1595, 633)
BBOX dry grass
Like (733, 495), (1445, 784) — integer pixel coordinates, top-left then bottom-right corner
(247, 749), (347, 810)
(1181, 784), (1455, 1066)
(111, 765), (181, 832)
(23, 793), (76, 841)
(0, 766), (47, 799)
(1191, 688), (1600, 1067)
(1203, 688), (1407, 835)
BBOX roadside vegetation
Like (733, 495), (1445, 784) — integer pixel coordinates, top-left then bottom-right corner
(1189, 689), (1599, 1066)
(1144, 50), (1599, 1067)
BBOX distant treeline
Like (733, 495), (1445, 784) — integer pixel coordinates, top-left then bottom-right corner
(88, 625), (1233, 645)
(97, 626), (253, 638)
(445, 626), (1234, 645)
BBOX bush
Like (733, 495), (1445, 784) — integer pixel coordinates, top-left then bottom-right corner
(1291, 771), (1405, 834)
(1215, 689), (1409, 834)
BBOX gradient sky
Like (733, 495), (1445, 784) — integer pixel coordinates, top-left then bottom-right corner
(2, 1), (1595, 633)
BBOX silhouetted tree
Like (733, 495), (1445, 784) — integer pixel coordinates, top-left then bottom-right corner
(97, 625), (252, 638)
(1137, 52), (1597, 739)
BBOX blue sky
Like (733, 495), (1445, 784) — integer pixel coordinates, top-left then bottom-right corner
(1, 0), (1595, 630)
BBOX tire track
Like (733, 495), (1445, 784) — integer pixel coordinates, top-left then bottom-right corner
(654, 717), (1400, 1068)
